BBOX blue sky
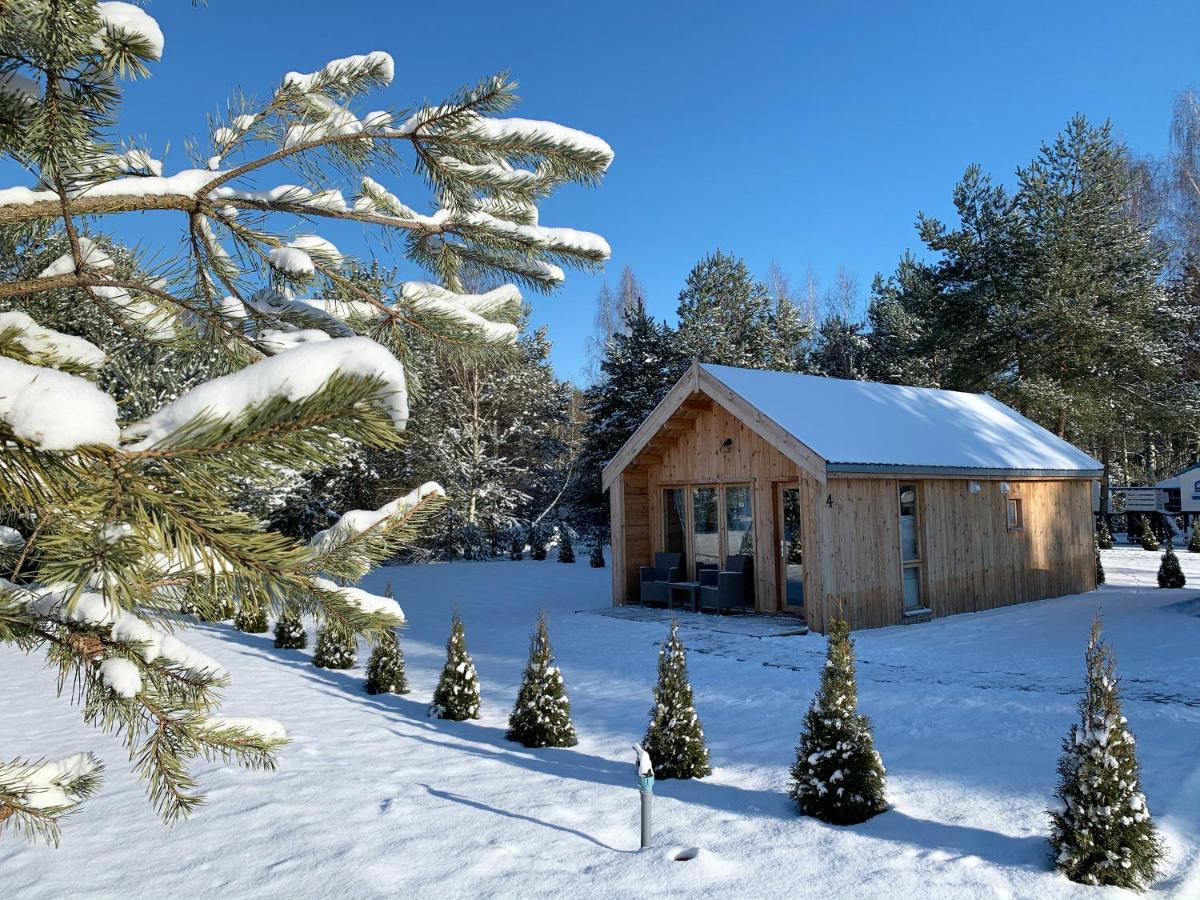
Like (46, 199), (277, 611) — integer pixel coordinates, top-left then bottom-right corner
(38, 1), (1200, 381)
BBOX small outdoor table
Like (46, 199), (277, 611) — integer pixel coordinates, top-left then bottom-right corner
(666, 581), (701, 612)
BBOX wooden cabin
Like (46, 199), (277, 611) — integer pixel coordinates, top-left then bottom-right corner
(601, 363), (1102, 633)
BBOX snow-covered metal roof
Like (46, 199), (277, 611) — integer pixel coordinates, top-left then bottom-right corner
(701, 364), (1102, 477)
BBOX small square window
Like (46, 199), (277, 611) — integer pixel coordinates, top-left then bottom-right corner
(1007, 498), (1024, 531)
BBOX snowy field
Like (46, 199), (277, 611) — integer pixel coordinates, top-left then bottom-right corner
(3, 544), (1200, 899)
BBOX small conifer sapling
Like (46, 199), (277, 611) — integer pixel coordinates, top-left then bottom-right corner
(1140, 517), (1159, 551)
(273, 608), (307, 650)
(429, 613), (480, 720)
(312, 622), (357, 669)
(642, 621), (711, 779)
(1096, 520), (1114, 550)
(233, 603), (269, 634)
(529, 526), (548, 561)
(364, 631), (409, 695)
(1095, 545), (1105, 586)
(789, 618), (887, 825)
(589, 544), (605, 568)
(1157, 543), (1186, 588)
(506, 612), (578, 748)
(509, 532), (524, 560)
(1049, 617), (1164, 890)
(557, 524), (575, 563)
(1188, 524), (1200, 554)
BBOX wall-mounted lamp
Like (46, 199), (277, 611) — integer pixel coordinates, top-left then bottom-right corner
(719, 437), (733, 455)
(968, 481), (981, 494)
(1000, 481), (1010, 494)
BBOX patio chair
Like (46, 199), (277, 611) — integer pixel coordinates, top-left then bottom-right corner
(639, 552), (683, 605)
(698, 554), (754, 613)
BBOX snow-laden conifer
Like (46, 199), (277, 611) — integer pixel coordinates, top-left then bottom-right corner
(789, 618), (887, 824)
(642, 620), (710, 779)
(529, 526), (548, 560)
(589, 544), (605, 568)
(506, 612), (577, 747)
(1096, 520), (1114, 549)
(556, 524), (575, 563)
(1188, 524), (1200, 553)
(364, 630), (408, 695)
(234, 603), (269, 633)
(509, 532), (525, 560)
(1049, 617), (1164, 890)
(1095, 545), (1106, 585)
(1157, 543), (1186, 588)
(0, 0), (609, 838)
(430, 613), (480, 720)
(312, 622), (357, 670)
(1140, 517), (1159, 551)
(273, 609), (308, 649)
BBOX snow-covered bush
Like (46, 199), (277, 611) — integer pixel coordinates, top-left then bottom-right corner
(1049, 617), (1164, 890)
(506, 612), (577, 748)
(642, 620), (710, 779)
(1157, 543), (1186, 588)
(509, 532), (525, 560)
(588, 544), (605, 568)
(1188, 524), (1200, 553)
(364, 630), (408, 695)
(430, 613), (480, 721)
(1095, 545), (1106, 585)
(234, 603), (269, 634)
(1096, 520), (1114, 550)
(789, 618), (887, 824)
(529, 525), (549, 561)
(273, 609), (308, 649)
(312, 623), (357, 670)
(556, 523), (575, 563)
(0, 0), (610, 840)
(1140, 517), (1159, 551)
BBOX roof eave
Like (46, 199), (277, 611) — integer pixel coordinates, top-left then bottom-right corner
(826, 462), (1104, 479)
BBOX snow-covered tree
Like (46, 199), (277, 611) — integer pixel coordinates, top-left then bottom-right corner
(529, 525), (549, 560)
(789, 618), (887, 825)
(429, 613), (480, 720)
(0, 1), (610, 840)
(1188, 523), (1200, 553)
(508, 530), (524, 560)
(556, 523), (575, 563)
(233, 602), (269, 634)
(506, 612), (577, 748)
(1140, 517), (1160, 551)
(588, 544), (605, 568)
(1157, 543), (1186, 588)
(1095, 544), (1106, 585)
(364, 630), (408, 695)
(312, 622), (357, 670)
(1049, 617), (1164, 890)
(1096, 519), (1114, 550)
(273, 608), (307, 650)
(642, 621), (710, 780)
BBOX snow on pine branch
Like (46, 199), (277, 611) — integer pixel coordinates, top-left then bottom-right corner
(0, 753), (103, 814)
(311, 576), (405, 624)
(0, 358), (119, 449)
(309, 481), (446, 553)
(399, 282), (521, 343)
(93, 2), (165, 61)
(0, 311), (107, 371)
(121, 336), (408, 449)
(37, 236), (113, 277)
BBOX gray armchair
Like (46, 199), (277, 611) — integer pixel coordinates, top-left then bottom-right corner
(639, 552), (683, 605)
(699, 554), (754, 612)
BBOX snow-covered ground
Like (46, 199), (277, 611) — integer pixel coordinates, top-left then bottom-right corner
(3, 544), (1200, 898)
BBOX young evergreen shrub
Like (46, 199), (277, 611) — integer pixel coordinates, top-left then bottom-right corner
(506, 612), (577, 747)
(1157, 543), (1186, 588)
(1188, 524), (1200, 554)
(364, 631), (409, 695)
(197, 597), (235, 622)
(1096, 520), (1114, 550)
(1095, 546), (1106, 586)
(312, 622), (357, 670)
(1049, 617), (1164, 890)
(509, 532), (525, 560)
(589, 545), (606, 568)
(642, 621), (711, 779)
(789, 618), (887, 825)
(233, 603), (269, 634)
(429, 613), (480, 720)
(1140, 517), (1159, 551)
(557, 525), (575, 563)
(529, 526), (548, 561)
(273, 610), (308, 650)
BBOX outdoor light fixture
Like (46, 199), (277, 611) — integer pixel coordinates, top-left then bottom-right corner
(719, 437), (733, 454)
(1000, 482), (1010, 494)
(969, 481), (981, 494)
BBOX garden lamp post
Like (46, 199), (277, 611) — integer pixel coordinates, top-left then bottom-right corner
(633, 743), (654, 849)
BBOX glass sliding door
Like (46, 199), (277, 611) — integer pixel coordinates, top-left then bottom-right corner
(899, 483), (923, 612)
(725, 485), (754, 557)
(663, 488), (686, 562)
(778, 485), (804, 609)
(692, 486), (720, 578)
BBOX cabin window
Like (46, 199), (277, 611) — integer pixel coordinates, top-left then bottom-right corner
(725, 484), (754, 556)
(899, 483), (924, 612)
(1007, 497), (1024, 531)
(663, 488), (686, 559)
